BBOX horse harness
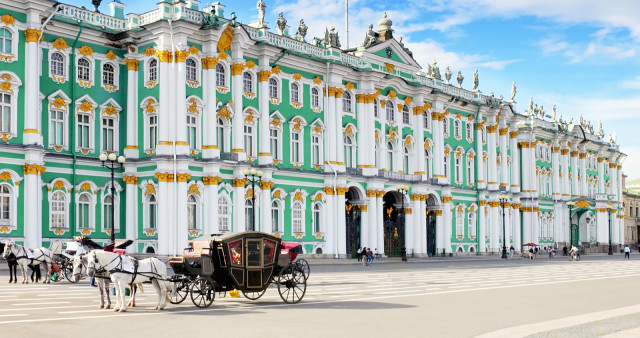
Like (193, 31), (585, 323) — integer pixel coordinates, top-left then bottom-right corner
(11, 244), (50, 266)
(94, 254), (164, 288)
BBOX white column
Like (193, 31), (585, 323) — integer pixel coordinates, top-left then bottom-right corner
(487, 125), (498, 190)
(419, 199), (427, 255)
(124, 175), (138, 252)
(376, 194), (385, 255)
(513, 200), (521, 251)
(124, 58), (139, 158)
(202, 57), (219, 159)
(156, 174), (170, 255)
(552, 147), (560, 200)
(413, 104), (425, 175)
(435, 210), (444, 254)
(510, 128), (520, 193)
(203, 175), (220, 235)
(562, 149), (570, 198)
(335, 91), (344, 167)
(520, 142), (530, 196)
(499, 127), (509, 190)
(360, 204), (369, 249)
(324, 189), (335, 255)
(258, 69), (271, 164)
(356, 94), (366, 168)
(260, 181), (272, 233)
(22, 165), (42, 249)
(432, 112), (444, 180)
(231, 60), (245, 161)
(366, 94), (376, 169)
(579, 151), (587, 197)
(336, 188), (347, 256)
(408, 197), (420, 254)
(175, 174), (189, 255)
(23, 28), (41, 145)
(489, 199), (499, 252)
(174, 50), (189, 155)
(610, 164), (619, 200)
(156, 52), (172, 156)
(325, 89), (336, 165)
(476, 121), (486, 189)
(598, 158), (605, 194)
(443, 196), (452, 254)
(571, 151), (579, 198)
(367, 190), (377, 249)
(522, 207), (532, 246)
(233, 178), (246, 232)
(478, 200), (487, 253)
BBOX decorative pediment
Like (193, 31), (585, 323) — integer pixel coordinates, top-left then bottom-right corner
(364, 39), (421, 69)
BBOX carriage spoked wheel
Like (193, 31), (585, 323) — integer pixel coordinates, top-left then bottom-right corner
(277, 264), (307, 304)
(169, 279), (190, 304)
(242, 289), (267, 300)
(64, 262), (82, 283)
(295, 259), (311, 279)
(190, 277), (215, 308)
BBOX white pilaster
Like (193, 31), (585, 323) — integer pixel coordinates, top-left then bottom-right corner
(23, 27), (41, 145)
(202, 56), (219, 159)
(231, 59), (245, 161)
(258, 66), (271, 165)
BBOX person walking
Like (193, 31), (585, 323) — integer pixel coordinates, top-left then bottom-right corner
(356, 247), (363, 262)
(548, 246), (553, 259)
(624, 245), (631, 260)
(361, 247), (368, 266)
(367, 248), (373, 266)
(528, 247), (534, 260)
(509, 245), (515, 258)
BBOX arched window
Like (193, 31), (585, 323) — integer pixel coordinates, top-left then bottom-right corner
(455, 156), (462, 184)
(51, 191), (66, 228)
(467, 156), (474, 185)
(403, 146), (410, 174)
(385, 101), (394, 121)
(186, 58), (197, 82)
(313, 203), (322, 233)
(311, 88), (319, 108)
(77, 58), (90, 81)
(50, 52), (65, 77)
(386, 142), (394, 172)
(454, 120), (461, 138)
(187, 195), (199, 230)
(78, 193), (91, 229)
(344, 135), (355, 168)
(0, 28), (12, 54)
(148, 59), (158, 82)
(244, 124), (254, 157)
(423, 111), (429, 129)
(374, 99), (379, 117)
(444, 152), (450, 179)
(481, 125), (486, 142)
(291, 131), (301, 163)
(342, 91), (352, 112)
(290, 82), (300, 103)
(269, 78), (278, 99)
(103, 195), (113, 231)
(245, 199), (254, 231)
(271, 200), (281, 232)
(218, 195), (231, 231)
(466, 123), (473, 140)
(147, 194), (157, 229)
(424, 148), (431, 178)
(443, 118), (450, 136)
(215, 63), (226, 87)
(456, 208), (464, 237)
(0, 184), (10, 224)
(292, 201), (304, 233)
(243, 72), (253, 93)
(402, 106), (409, 124)
(102, 63), (114, 86)
(0, 92), (12, 133)
(217, 118), (226, 152)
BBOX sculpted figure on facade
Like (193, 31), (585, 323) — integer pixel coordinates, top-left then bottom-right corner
(362, 24), (379, 48)
(472, 69), (479, 92)
(431, 61), (441, 80)
(298, 19), (308, 41)
(324, 26), (341, 48)
(444, 66), (452, 85)
(597, 120), (604, 137)
(257, 0), (267, 28)
(551, 104), (556, 122)
(528, 97), (533, 116)
(456, 71), (464, 88)
(509, 81), (516, 102)
(276, 12), (287, 35)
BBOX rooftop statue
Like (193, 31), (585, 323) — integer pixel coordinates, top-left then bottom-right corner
(456, 71), (464, 88)
(444, 67), (452, 85)
(324, 26), (341, 48)
(276, 12), (287, 35)
(533, 104), (538, 118)
(298, 19), (307, 41)
(256, 0), (267, 28)
(596, 120), (604, 137)
(427, 64), (433, 78)
(431, 61), (441, 80)
(509, 81), (516, 102)
(472, 69), (479, 92)
(568, 117), (573, 125)
(528, 97), (533, 116)
(551, 104), (556, 122)
(202, 6), (220, 29)
(362, 24), (379, 48)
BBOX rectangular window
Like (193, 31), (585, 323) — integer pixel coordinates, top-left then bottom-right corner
(50, 110), (64, 146)
(244, 125), (253, 157)
(271, 207), (279, 232)
(149, 203), (157, 229)
(187, 115), (197, 149)
(312, 135), (320, 166)
(149, 115), (157, 150)
(102, 118), (114, 152)
(0, 93), (11, 133)
(456, 213), (464, 237)
(77, 114), (90, 149)
(0, 195), (9, 222)
(292, 132), (300, 163)
(104, 205), (113, 230)
(78, 203), (89, 229)
(270, 128), (279, 160)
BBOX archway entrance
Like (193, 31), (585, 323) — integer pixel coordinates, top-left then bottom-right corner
(426, 194), (438, 257)
(345, 187), (361, 258)
(383, 191), (404, 257)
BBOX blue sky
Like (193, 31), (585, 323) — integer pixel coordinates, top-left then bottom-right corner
(73, 0), (640, 180)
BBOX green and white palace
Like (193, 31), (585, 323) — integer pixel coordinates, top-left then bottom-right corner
(0, 0), (627, 256)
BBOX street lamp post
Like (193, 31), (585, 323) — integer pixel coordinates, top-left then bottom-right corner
(566, 201), (576, 247)
(99, 153), (125, 246)
(607, 204), (614, 255)
(396, 184), (409, 262)
(243, 168), (263, 231)
(498, 194), (509, 259)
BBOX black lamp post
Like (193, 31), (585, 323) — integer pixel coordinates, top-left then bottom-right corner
(397, 184), (409, 261)
(566, 201), (576, 247)
(99, 152), (125, 246)
(498, 194), (509, 259)
(607, 204), (614, 255)
(243, 168), (263, 231)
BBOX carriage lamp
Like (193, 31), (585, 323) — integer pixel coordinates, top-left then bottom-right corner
(100, 153), (125, 246)
(498, 194), (509, 259)
(244, 169), (263, 231)
(566, 201), (577, 248)
(396, 184), (409, 261)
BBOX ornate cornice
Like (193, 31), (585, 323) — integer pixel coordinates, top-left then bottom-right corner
(202, 176), (222, 185)
(122, 175), (138, 185)
(260, 181), (274, 190)
(124, 59), (139, 71)
(176, 173), (191, 182)
(155, 172), (175, 182)
(23, 164), (45, 175)
(24, 29), (41, 43)
(232, 178), (248, 187)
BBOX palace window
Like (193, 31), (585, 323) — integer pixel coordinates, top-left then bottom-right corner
(291, 131), (301, 163)
(148, 59), (158, 82)
(49, 109), (65, 147)
(50, 52), (65, 77)
(444, 152), (450, 179)
(481, 125), (486, 143)
(218, 195), (231, 232)
(243, 72), (253, 93)
(102, 63), (115, 86)
(311, 88), (320, 108)
(103, 194), (113, 230)
(146, 194), (157, 229)
(424, 148), (431, 178)
(77, 113), (91, 149)
(77, 58), (90, 82)
(245, 199), (254, 231)
(187, 114), (198, 150)
(292, 201), (304, 233)
(344, 135), (355, 168)
(466, 122), (473, 141)
(186, 58), (197, 82)
(402, 106), (410, 124)
(386, 142), (394, 172)
(217, 118), (227, 153)
(0, 184), (10, 225)
(456, 208), (464, 238)
(374, 99), (379, 118)
(342, 91), (352, 113)
(443, 118), (450, 137)
(269, 78), (278, 99)
(290, 82), (300, 104)
(313, 203), (322, 233)
(468, 211), (476, 238)
(216, 63), (226, 87)
(270, 128), (280, 160)
(455, 156), (462, 185)
(467, 156), (475, 185)
(385, 101), (394, 121)
(244, 124), (254, 157)
(51, 191), (66, 228)
(0, 92), (10, 133)
(102, 117), (115, 152)
(311, 135), (321, 167)
(188, 195), (200, 230)
(0, 28), (11, 54)
(77, 193), (91, 229)
(148, 115), (157, 151)
(403, 146), (410, 174)
(423, 111), (430, 129)
(271, 200), (282, 232)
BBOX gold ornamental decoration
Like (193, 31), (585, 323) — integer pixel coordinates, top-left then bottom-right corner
(24, 29), (41, 42)
(187, 98), (199, 114)
(122, 176), (138, 185)
(336, 187), (348, 195)
(575, 200), (590, 208)
(385, 63), (395, 73)
(1, 14), (15, 26)
(441, 196), (453, 203)
(271, 65), (281, 74)
(0, 171), (10, 182)
(230, 63), (244, 75)
(52, 38), (69, 51)
(24, 164), (45, 175)
(78, 45), (94, 56)
(217, 25), (234, 53)
(258, 70), (271, 82)
(124, 59), (139, 71)
(232, 178), (248, 187)
(80, 182), (91, 191)
(176, 173), (191, 182)
(143, 46), (156, 57)
(78, 101), (93, 112)
(345, 82), (355, 90)
(313, 76), (322, 84)
(156, 50), (173, 63)
(323, 186), (334, 195)
(144, 184), (156, 195)
(105, 50), (116, 60)
(202, 176), (222, 185)
(188, 45), (200, 55)
(188, 184), (200, 196)
(293, 73), (302, 81)
(53, 180), (64, 190)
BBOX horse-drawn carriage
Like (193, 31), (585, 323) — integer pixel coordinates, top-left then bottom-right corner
(168, 231), (309, 308)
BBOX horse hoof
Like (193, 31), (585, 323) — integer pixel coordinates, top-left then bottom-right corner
(99, 304), (104, 309)
(120, 308), (127, 313)
(113, 308), (119, 312)
(105, 305), (110, 309)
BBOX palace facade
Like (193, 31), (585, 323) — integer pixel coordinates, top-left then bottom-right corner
(0, 0), (627, 256)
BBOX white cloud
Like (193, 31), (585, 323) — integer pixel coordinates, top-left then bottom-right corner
(620, 76), (640, 90)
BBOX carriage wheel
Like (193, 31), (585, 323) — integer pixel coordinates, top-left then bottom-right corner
(295, 259), (311, 279)
(277, 264), (307, 304)
(169, 279), (190, 304)
(190, 277), (215, 308)
(64, 262), (80, 283)
(242, 289), (267, 300)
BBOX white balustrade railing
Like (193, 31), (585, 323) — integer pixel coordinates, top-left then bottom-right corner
(138, 10), (161, 26)
(57, 4), (127, 30)
(181, 8), (203, 24)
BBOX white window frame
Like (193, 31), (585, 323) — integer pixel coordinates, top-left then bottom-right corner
(310, 121), (325, 168)
(100, 186), (121, 234)
(289, 117), (306, 166)
(217, 117), (231, 153)
(374, 99), (379, 118)
(0, 177), (20, 230)
(145, 194), (158, 230)
(145, 57), (158, 88)
(385, 100), (395, 121)
(268, 76), (282, 104)
(271, 199), (283, 233)
(466, 154), (475, 186)
(402, 105), (410, 124)
(99, 98), (121, 154)
(245, 199), (255, 231)
(342, 90), (354, 114)
(313, 202), (323, 234)
(101, 117), (116, 152)
(0, 24), (18, 63)
(75, 191), (96, 231)
(403, 146), (410, 174)
(244, 123), (256, 158)
(386, 141), (396, 172)
(455, 154), (462, 185)
(218, 194), (231, 232)
(454, 119), (462, 140)
(456, 206), (464, 238)
(185, 57), (199, 83)
(50, 190), (69, 230)
(48, 50), (68, 83)
(466, 122), (474, 142)
(187, 194), (202, 230)
(141, 97), (159, 154)
(100, 61), (119, 92)
(75, 96), (97, 153)
(444, 147), (451, 180)
(243, 71), (255, 96)
(424, 147), (432, 178)
(291, 200), (305, 235)
(0, 71), (20, 137)
(75, 56), (94, 87)
(215, 62), (230, 91)
(290, 81), (301, 105)
(424, 110), (432, 131)
(310, 86), (321, 111)
(47, 91), (71, 150)
(468, 209), (477, 238)
(344, 135), (356, 169)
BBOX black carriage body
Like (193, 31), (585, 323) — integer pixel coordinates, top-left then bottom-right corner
(170, 232), (282, 292)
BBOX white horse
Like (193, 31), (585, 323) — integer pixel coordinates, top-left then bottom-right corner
(2, 242), (52, 284)
(86, 250), (169, 312)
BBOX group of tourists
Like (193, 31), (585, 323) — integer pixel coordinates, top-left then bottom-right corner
(357, 247), (379, 266)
